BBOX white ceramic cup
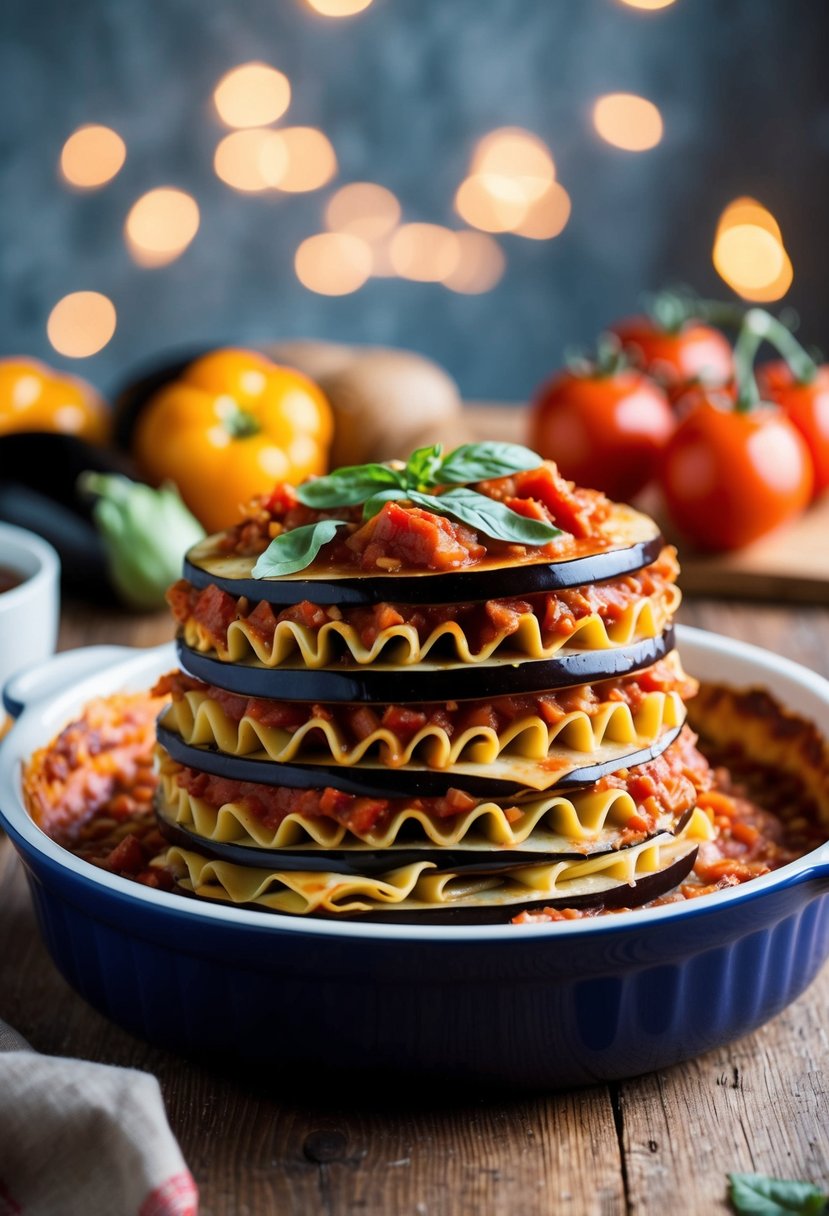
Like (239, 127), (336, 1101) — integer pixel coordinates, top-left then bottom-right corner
(0, 522), (61, 703)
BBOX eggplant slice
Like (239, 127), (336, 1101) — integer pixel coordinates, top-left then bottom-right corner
(175, 628), (675, 703)
(183, 514), (664, 607)
(155, 720), (683, 798)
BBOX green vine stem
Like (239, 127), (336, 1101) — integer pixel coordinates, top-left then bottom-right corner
(565, 332), (631, 379)
(733, 308), (819, 412)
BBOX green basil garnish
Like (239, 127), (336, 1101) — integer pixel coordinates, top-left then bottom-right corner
(297, 462), (404, 508)
(436, 442), (542, 485)
(252, 519), (346, 578)
(253, 441), (562, 577)
(407, 488), (562, 545)
(728, 1172), (828, 1215)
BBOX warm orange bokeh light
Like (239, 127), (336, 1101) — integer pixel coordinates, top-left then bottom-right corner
(454, 174), (528, 233)
(305, 0), (374, 15)
(713, 197), (792, 301)
(618, 0), (676, 8)
(716, 196), (782, 243)
(214, 129), (276, 192)
(389, 224), (461, 283)
(60, 125), (126, 189)
(325, 183), (401, 242)
(213, 62), (291, 128)
(443, 232), (506, 295)
(512, 181), (572, 240)
(47, 292), (117, 358)
(471, 127), (555, 204)
(125, 188), (200, 267)
(261, 127), (337, 192)
(295, 233), (372, 295)
(593, 93), (663, 151)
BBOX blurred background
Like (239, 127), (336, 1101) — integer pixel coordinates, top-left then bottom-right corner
(2, 0), (827, 401)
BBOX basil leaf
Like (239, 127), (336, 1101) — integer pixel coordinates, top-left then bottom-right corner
(407, 488), (563, 545)
(405, 443), (444, 487)
(252, 519), (346, 578)
(297, 464), (403, 508)
(728, 1173), (828, 1215)
(437, 442), (542, 485)
(362, 488), (409, 520)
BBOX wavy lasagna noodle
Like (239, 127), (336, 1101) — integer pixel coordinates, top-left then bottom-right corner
(158, 817), (712, 915)
(154, 726), (710, 849)
(156, 656), (692, 768)
(169, 549), (681, 668)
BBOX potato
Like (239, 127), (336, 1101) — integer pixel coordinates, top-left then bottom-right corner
(267, 341), (465, 467)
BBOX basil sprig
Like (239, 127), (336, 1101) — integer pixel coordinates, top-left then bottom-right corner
(728, 1172), (828, 1215)
(252, 519), (346, 578)
(252, 441), (563, 579)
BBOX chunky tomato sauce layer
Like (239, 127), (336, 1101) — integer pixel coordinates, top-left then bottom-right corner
(22, 690), (825, 915)
(217, 464), (616, 573)
(153, 656), (695, 744)
(161, 726), (708, 839)
(169, 548), (678, 657)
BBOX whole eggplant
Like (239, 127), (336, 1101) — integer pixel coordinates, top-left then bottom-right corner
(0, 432), (136, 602)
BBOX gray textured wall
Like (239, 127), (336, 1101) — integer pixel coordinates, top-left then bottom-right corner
(2, 0), (827, 401)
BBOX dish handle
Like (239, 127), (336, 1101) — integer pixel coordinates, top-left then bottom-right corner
(2, 645), (137, 720)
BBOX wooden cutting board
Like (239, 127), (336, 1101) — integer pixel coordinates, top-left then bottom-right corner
(462, 403), (829, 604)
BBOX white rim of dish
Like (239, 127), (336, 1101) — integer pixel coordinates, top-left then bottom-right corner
(1, 624), (828, 942)
(0, 522), (60, 609)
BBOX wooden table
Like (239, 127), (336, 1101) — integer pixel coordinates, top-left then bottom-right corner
(2, 596), (828, 1216)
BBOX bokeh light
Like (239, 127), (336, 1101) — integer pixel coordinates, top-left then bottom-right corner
(125, 188), (200, 267)
(214, 129), (275, 192)
(261, 127), (337, 192)
(593, 93), (663, 150)
(471, 127), (555, 204)
(512, 181), (572, 240)
(618, 0), (676, 8)
(443, 232), (506, 294)
(60, 125), (126, 189)
(713, 198), (793, 301)
(213, 62), (291, 128)
(389, 224), (461, 282)
(47, 292), (117, 357)
(325, 183), (401, 242)
(295, 232), (372, 294)
(454, 174), (528, 233)
(305, 0), (374, 15)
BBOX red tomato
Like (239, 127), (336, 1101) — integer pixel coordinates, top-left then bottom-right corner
(658, 394), (813, 551)
(612, 316), (733, 400)
(528, 369), (674, 501)
(756, 360), (829, 497)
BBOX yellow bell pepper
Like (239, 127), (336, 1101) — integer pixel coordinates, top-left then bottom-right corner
(132, 348), (333, 534)
(0, 357), (110, 442)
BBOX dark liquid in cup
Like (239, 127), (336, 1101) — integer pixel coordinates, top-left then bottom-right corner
(0, 565), (24, 594)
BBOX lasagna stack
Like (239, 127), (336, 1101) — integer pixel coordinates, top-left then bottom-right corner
(152, 446), (714, 922)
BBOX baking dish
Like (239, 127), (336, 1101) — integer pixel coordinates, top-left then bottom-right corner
(1, 625), (828, 1090)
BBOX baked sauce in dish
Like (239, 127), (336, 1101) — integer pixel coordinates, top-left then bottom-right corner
(21, 683), (827, 916)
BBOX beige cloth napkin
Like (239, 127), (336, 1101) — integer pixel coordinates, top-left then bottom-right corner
(0, 1019), (198, 1216)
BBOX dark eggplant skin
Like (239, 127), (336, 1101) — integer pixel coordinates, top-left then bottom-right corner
(175, 628), (675, 703)
(155, 719), (683, 798)
(0, 432), (137, 602)
(154, 805), (693, 876)
(184, 532), (666, 607)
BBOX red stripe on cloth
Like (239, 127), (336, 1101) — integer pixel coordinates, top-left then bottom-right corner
(138, 1171), (199, 1216)
(0, 1180), (22, 1215)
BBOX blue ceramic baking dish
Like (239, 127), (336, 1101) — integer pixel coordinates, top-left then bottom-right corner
(1, 626), (828, 1090)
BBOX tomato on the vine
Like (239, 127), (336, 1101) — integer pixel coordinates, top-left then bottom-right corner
(658, 391), (813, 551)
(756, 359), (829, 497)
(611, 315), (734, 401)
(529, 351), (674, 502)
